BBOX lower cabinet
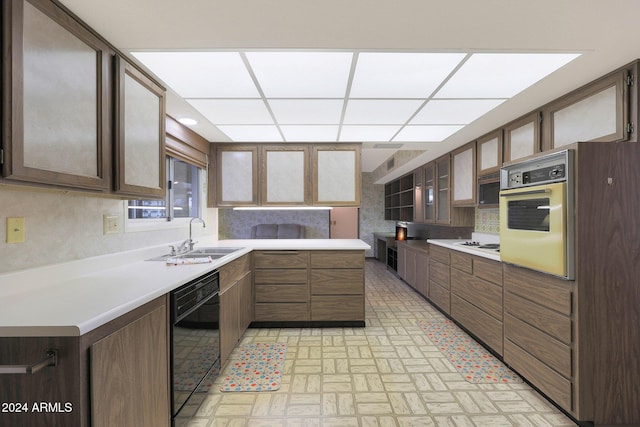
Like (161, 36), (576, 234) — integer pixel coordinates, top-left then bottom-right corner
(428, 245), (451, 314)
(0, 296), (170, 427)
(219, 254), (252, 365)
(397, 242), (429, 298)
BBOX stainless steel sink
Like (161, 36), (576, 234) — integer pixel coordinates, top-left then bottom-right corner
(146, 247), (243, 261)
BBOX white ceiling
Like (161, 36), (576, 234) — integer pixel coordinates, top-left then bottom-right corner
(58, 0), (640, 179)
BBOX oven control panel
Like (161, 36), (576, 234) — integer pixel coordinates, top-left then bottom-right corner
(501, 150), (572, 189)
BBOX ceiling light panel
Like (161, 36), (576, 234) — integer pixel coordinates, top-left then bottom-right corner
(435, 53), (580, 98)
(280, 125), (339, 142)
(393, 125), (463, 142)
(343, 100), (424, 125)
(187, 99), (273, 124)
(410, 99), (506, 124)
(217, 125), (283, 142)
(340, 125), (401, 142)
(131, 52), (259, 98)
(349, 52), (466, 98)
(246, 52), (353, 98)
(269, 99), (344, 124)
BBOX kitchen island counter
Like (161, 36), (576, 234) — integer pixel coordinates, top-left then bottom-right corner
(0, 239), (369, 337)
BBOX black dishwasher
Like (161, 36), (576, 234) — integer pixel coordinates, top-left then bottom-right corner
(170, 269), (220, 422)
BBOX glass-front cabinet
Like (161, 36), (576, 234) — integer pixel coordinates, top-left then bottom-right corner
(2, 0), (112, 191)
(215, 146), (259, 206)
(423, 162), (435, 223)
(261, 145), (310, 206)
(435, 155), (450, 224)
(504, 112), (541, 163)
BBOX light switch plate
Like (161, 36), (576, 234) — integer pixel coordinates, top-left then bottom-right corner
(7, 217), (25, 243)
(103, 215), (120, 235)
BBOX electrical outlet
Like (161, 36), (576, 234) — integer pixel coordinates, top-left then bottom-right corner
(103, 215), (120, 235)
(7, 217), (25, 243)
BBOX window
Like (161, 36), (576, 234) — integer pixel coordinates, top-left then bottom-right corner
(128, 157), (201, 220)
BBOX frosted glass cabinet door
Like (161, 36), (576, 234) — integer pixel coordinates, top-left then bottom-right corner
(261, 146), (310, 205)
(216, 146), (258, 206)
(114, 58), (166, 198)
(477, 130), (502, 175)
(504, 112), (540, 163)
(451, 142), (476, 206)
(313, 145), (361, 206)
(2, 0), (111, 190)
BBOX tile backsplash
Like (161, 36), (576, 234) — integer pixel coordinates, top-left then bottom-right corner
(474, 207), (500, 235)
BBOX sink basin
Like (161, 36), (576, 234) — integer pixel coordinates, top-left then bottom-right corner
(146, 247), (243, 261)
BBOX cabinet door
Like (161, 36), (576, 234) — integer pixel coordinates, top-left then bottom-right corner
(397, 245), (407, 280)
(91, 303), (169, 427)
(435, 155), (451, 224)
(477, 130), (503, 175)
(215, 145), (258, 206)
(261, 145), (310, 205)
(114, 57), (166, 198)
(220, 284), (240, 365)
(2, 0), (112, 191)
(543, 70), (629, 150)
(415, 252), (429, 297)
(504, 112), (541, 163)
(451, 142), (476, 206)
(237, 272), (253, 334)
(313, 145), (361, 206)
(423, 162), (435, 223)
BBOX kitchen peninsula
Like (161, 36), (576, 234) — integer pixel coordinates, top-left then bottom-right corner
(0, 238), (369, 427)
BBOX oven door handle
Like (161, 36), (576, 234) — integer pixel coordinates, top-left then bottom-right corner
(500, 188), (551, 197)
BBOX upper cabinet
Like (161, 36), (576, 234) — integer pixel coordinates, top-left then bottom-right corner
(503, 112), (541, 163)
(476, 130), (503, 175)
(313, 144), (361, 206)
(423, 162), (435, 223)
(214, 145), (259, 207)
(113, 57), (166, 198)
(451, 142), (476, 206)
(261, 145), (310, 206)
(542, 70), (630, 150)
(2, 0), (112, 191)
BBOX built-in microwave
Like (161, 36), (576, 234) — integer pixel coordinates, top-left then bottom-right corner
(478, 173), (500, 207)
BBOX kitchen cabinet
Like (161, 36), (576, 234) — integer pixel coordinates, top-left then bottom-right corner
(503, 112), (541, 163)
(397, 242), (429, 298)
(450, 252), (503, 355)
(384, 172), (415, 221)
(113, 57), (166, 198)
(313, 144), (361, 206)
(428, 245), (451, 314)
(214, 145), (259, 206)
(219, 254), (252, 364)
(0, 297), (170, 427)
(476, 130), (502, 175)
(2, 0), (112, 192)
(423, 162), (435, 222)
(543, 70), (629, 151)
(451, 142), (476, 206)
(434, 155), (474, 226)
(310, 251), (364, 322)
(261, 145), (310, 205)
(253, 251), (310, 322)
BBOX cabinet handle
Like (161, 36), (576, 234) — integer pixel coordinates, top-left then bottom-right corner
(0, 349), (58, 374)
(500, 188), (551, 197)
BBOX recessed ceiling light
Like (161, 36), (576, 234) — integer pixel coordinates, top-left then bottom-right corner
(340, 125), (401, 142)
(177, 117), (198, 126)
(393, 125), (463, 142)
(269, 100), (344, 124)
(280, 125), (339, 142)
(410, 99), (506, 125)
(187, 99), (273, 125)
(343, 100), (425, 125)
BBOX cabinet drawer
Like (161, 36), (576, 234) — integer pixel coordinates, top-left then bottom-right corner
(255, 284), (308, 303)
(451, 295), (503, 355)
(254, 269), (307, 284)
(430, 245), (450, 264)
(310, 269), (363, 295)
(429, 261), (450, 289)
(505, 292), (571, 345)
(451, 268), (503, 321)
(450, 251), (472, 274)
(219, 254), (251, 291)
(310, 251), (364, 269)
(473, 257), (502, 286)
(504, 339), (572, 412)
(505, 314), (572, 378)
(311, 296), (364, 321)
(254, 251), (309, 269)
(503, 264), (572, 315)
(429, 281), (450, 314)
(254, 303), (308, 321)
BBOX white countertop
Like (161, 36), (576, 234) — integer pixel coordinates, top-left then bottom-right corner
(427, 232), (501, 262)
(0, 238), (370, 337)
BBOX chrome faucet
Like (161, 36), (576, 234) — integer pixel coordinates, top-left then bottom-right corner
(188, 217), (206, 251)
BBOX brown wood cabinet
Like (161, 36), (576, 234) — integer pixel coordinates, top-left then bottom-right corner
(476, 130), (503, 176)
(0, 297), (170, 427)
(310, 251), (364, 322)
(428, 245), (451, 314)
(312, 144), (361, 206)
(261, 145), (311, 206)
(451, 142), (477, 206)
(219, 254), (252, 364)
(434, 155), (474, 226)
(503, 112), (541, 163)
(396, 242), (428, 298)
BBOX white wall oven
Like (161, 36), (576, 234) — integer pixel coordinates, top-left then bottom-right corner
(499, 150), (575, 279)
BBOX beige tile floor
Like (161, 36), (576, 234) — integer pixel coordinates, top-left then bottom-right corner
(179, 259), (577, 427)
